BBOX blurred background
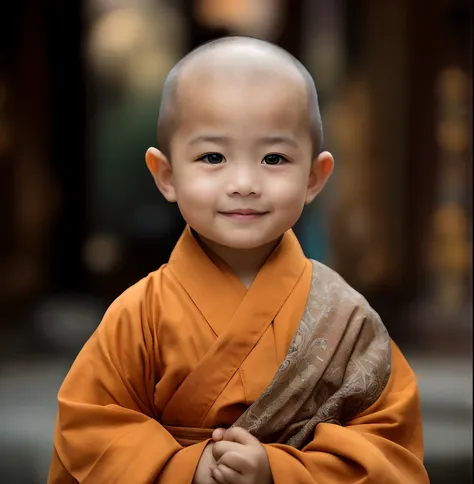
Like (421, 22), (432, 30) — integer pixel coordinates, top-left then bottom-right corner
(0, 0), (472, 482)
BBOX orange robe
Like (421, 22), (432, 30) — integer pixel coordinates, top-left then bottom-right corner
(48, 228), (429, 483)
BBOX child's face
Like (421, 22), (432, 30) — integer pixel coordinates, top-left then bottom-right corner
(150, 69), (331, 250)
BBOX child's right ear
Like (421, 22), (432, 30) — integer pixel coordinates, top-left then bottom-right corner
(145, 147), (177, 202)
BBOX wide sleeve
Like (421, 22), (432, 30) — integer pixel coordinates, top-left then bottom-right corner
(264, 341), (429, 484)
(47, 280), (205, 484)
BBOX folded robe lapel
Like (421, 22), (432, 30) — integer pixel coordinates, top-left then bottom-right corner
(163, 227), (309, 428)
(167, 226), (246, 337)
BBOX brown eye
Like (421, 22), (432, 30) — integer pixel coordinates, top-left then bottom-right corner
(200, 153), (225, 164)
(262, 154), (285, 165)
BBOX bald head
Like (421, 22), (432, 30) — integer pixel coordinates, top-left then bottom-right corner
(157, 37), (323, 159)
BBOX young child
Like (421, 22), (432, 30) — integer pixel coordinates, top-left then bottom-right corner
(48, 37), (429, 484)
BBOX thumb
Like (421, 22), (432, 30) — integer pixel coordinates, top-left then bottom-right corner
(212, 428), (226, 442)
(223, 427), (258, 445)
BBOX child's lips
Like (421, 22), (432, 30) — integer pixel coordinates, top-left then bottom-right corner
(219, 209), (268, 220)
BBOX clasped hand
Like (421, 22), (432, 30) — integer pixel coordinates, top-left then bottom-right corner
(193, 427), (273, 484)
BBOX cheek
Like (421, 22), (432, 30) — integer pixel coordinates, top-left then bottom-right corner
(266, 173), (308, 208)
(175, 171), (218, 206)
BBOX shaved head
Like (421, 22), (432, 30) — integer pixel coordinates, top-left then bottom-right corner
(157, 36), (323, 160)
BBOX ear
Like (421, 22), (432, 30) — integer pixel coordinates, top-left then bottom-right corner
(145, 147), (177, 202)
(305, 151), (334, 204)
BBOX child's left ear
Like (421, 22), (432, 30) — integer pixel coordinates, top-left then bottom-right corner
(305, 151), (334, 204)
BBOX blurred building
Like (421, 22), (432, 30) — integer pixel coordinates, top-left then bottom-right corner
(0, 0), (472, 483)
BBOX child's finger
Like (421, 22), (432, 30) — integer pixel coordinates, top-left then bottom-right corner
(212, 428), (226, 441)
(208, 465), (219, 483)
(211, 464), (242, 484)
(212, 441), (243, 461)
(223, 427), (259, 445)
(217, 450), (249, 474)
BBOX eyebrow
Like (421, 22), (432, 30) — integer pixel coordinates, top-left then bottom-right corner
(257, 135), (298, 149)
(187, 134), (298, 148)
(188, 135), (233, 146)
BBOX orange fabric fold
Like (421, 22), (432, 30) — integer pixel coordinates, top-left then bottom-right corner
(48, 227), (428, 483)
(162, 228), (309, 428)
(48, 227), (311, 483)
(162, 425), (215, 447)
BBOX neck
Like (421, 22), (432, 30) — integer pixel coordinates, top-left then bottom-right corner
(195, 233), (282, 288)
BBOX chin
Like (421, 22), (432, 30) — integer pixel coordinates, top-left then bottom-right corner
(215, 232), (280, 250)
(221, 239), (265, 250)
(188, 218), (289, 250)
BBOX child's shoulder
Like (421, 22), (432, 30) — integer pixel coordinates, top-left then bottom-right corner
(104, 264), (169, 318)
(307, 259), (377, 316)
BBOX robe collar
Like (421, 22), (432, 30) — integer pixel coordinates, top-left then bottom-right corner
(167, 226), (307, 336)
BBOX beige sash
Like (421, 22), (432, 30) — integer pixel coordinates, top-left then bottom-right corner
(232, 260), (391, 449)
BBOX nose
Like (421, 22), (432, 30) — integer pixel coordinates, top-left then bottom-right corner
(227, 164), (261, 197)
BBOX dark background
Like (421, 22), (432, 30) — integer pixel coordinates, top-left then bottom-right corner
(0, 1), (472, 482)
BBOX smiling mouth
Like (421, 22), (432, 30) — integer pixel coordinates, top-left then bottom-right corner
(219, 210), (268, 220)
(221, 209), (267, 215)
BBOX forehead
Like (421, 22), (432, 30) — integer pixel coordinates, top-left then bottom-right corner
(174, 58), (310, 139)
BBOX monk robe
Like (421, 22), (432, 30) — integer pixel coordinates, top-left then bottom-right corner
(48, 227), (429, 483)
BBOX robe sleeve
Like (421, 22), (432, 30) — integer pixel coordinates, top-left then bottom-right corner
(264, 342), (430, 484)
(47, 282), (204, 484)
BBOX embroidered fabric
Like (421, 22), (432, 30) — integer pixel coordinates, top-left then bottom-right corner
(233, 260), (392, 449)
